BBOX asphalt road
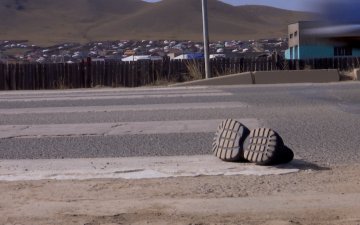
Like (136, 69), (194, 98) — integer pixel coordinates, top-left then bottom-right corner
(0, 82), (359, 166)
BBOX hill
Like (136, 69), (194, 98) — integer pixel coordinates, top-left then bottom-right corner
(0, 0), (312, 45)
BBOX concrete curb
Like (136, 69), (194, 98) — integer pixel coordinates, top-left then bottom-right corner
(170, 72), (253, 86)
(171, 70), (340, 86)
(253, 69), (339, 84)
(0, 155), (301, 181)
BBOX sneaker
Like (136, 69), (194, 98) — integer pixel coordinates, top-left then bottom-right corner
(212, 119), (250, 162)
(271, 145), (294, 165)
(243, 128), (293, 165)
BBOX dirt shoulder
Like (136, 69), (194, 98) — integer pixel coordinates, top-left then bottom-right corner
(1, 164), (360, 225)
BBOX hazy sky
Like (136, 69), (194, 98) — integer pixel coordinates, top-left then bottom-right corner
(143, 0), (314, 11)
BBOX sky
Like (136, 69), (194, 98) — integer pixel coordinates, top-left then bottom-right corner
(143, 0), (315, 11)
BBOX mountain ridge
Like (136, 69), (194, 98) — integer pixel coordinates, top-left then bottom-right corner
(0, 0), (313, 45)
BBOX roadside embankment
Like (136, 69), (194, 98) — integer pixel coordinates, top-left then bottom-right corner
(173, 69), (341, 86)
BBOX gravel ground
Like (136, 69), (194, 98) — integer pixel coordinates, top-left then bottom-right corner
(1, 164), (360, 225)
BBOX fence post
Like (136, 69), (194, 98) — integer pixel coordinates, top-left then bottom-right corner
(0, 63), (4, 90)
(9, 64), (16, 90)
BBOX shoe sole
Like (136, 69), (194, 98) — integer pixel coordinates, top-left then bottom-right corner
(212, 119), (250, 162)
(243, 128), (284, 165)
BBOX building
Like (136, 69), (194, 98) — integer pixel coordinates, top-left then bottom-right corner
(121, 55), (162, 62)
(285, 21), (360, 59)
(173, 53), (204, 60)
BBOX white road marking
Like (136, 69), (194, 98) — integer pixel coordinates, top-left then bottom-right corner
(0, 102), (247, 115)
(0, 89), (224, 100)
(0, 155), (300, 181)
(0, 86), (209, 96)
(0, 87), (231, 102)
(0, 92), (232, 102)
(0, 119), (260, 139)
(0, 87), (281, 180)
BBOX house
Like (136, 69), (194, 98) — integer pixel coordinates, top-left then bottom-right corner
(121, 55), (162, 62)
(123, 50), (136, 56)
(173, 53), (204, 60)
(166, 48), (183, 59)
(285, 21), (360, 59)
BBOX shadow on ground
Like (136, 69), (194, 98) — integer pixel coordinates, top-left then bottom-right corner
(276, 159), (331, 171)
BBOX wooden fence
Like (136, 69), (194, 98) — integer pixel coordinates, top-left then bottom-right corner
(1, 57), (360, 90)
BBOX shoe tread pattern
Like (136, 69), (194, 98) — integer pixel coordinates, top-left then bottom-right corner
(212, 119), (249, 162)
(244, 128), (281, 165)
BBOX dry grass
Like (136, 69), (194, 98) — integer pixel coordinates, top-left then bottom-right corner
(184, 60), (203, 81)
(213, 67), (234, 78)
(54, 76), (69, 89)
(339, 68), (359, 81)
(147, 78), (176, 87)
(144, 70), (177, 87)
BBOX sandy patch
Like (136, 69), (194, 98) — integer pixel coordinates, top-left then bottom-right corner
(1, 164), (360, 225)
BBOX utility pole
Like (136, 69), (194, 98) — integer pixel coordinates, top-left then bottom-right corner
(202, 0), (210, 79)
